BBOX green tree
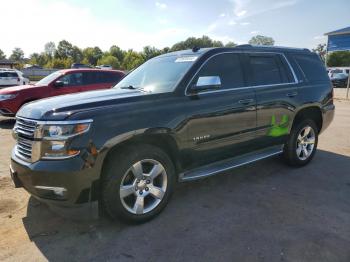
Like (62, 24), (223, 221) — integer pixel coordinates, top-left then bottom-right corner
(327, 51), (350, 67)
(142, 46), (161, 60)
(83, 47), (103, 66)
(225, 41), (237, 47)
(29, 52), (50, 67)
(122, 50), (145, 70)
(44, 42), (56, 57)
(161, 47), (170, 54)
(55, 40), (74, 59)
(171, 36), (223, 51)
(46, 57), (73, 69)
(109, 45), (125, 62)
(0, 49), (6, 60)
(97, 54), (121, 69)
(72, 46), (84, 63)
(9, 47), (24, 61)
(312, 44), (327, 62)
(248, 35), (275, 46)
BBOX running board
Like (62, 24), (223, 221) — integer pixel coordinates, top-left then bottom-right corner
(179, 145), (283, 182)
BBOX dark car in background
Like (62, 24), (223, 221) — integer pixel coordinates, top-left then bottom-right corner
(10, 46), (334, 223)
(0, 69), (125, 116)
(71, 63), (92, 69)
(330, 72), (348, 88)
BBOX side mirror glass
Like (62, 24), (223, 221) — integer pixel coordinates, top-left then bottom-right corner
(54, 80), (64, 88)
(192, 76), (221, 92)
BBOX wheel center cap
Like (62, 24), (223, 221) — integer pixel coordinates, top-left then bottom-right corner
(138, 180), (147, 190)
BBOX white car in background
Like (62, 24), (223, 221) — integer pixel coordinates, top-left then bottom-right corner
(96, 64), (113, 70)
(0, 69), (29, 88)
(328, 68), (350, 78)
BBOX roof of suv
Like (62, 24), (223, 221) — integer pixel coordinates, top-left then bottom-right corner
(58, 68), (125, 74)
(158, 45), (312, 58)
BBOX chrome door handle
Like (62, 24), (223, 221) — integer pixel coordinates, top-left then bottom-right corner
(286, 92), (298, 97)
(238, 99), (254, 104)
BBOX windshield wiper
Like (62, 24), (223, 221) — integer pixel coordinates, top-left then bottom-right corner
(119, 85), (149, 92)
(120, 85), (139, 90)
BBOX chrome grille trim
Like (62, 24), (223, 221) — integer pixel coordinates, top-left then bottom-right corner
(14, 118), (37, 162)
(14, 117), (37, 138)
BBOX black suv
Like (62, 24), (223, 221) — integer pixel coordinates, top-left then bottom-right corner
(10, 46), (334, 223)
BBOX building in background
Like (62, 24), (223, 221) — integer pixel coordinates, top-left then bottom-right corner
(0, 59), (18, 69)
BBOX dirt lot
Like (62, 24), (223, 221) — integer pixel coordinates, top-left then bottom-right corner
(0, 92), (349, 262)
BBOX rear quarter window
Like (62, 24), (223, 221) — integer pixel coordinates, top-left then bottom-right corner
(293, 54), (329, 82)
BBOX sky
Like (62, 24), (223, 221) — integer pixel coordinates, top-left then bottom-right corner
(0, 0), (349, 57)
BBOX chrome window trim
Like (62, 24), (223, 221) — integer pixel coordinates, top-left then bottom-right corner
(185, 51), (299, 96)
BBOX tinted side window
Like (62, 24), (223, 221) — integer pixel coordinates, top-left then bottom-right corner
(59, 73), (83, 87)
(0, 72), (18, 77)
(249, 55), (291, 86)
(110, 73), (122, 83)
(96, 72), (122, 83)
(293, 54), (328, 82)
(99, 72), (112, 83)
(193, 53), (245, 90)
(83, 72), (97, 84)
(8, 72), (19, 77)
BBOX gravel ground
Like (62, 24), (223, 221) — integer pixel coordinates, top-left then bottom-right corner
(0, 91), (349, 262)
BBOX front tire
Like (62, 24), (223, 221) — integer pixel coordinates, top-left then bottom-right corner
(101, 144), (175, 223)
(283, 119), (318, 167)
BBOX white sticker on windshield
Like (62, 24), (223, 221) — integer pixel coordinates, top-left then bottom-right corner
(175, 56), (198, 63)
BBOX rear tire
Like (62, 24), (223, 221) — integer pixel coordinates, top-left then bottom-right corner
(283, 119), (318, 167)
(101, 144), (175, 223)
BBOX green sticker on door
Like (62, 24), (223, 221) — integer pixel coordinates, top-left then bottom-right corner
(268, 115), (289, 137)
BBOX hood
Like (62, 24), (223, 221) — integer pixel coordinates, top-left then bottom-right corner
(0, 84), (41, 94)
(17, 88), (149, 120)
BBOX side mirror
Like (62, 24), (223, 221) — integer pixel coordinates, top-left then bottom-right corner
(53, 80), (64, 88)
(191, 76), (221, 93)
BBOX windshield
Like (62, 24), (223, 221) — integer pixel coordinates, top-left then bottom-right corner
(35, 72), (62, 86)
(114, 55), (198, 93)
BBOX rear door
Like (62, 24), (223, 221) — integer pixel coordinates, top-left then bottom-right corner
(81, 72), (121, 92)
(245, 52), (299, 148)
(185, 52), (257, 168)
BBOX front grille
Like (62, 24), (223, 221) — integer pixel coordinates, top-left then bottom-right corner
(14, 117), (37, 162)
(15, 118), (37, 138)
(16, 138), (33, 160)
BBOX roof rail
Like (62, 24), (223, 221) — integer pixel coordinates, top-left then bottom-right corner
(235, 44), (253, 48)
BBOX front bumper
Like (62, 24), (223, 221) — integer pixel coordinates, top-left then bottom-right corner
(0, 108), (15, 116)
(10, 150), (100, 219)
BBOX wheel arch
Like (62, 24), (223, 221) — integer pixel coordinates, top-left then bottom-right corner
(291, 105), (323, 132)
(100, 129), (183, 179)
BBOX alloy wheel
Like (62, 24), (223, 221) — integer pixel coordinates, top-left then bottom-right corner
(119, 159), (168, 215)
(296, 125), (316, 161)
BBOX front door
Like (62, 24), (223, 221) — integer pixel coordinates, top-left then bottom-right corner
(50, 72), (85, 97)
(184, 53), (257, 169)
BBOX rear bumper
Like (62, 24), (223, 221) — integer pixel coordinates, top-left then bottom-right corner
(320, 104), (335, 134)
(10, 150), (100, 220)
(331, 80), (348, 88)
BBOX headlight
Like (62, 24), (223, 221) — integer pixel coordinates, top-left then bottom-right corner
(0, 94), (17, 101)
(32, 120), (92, 160)
(39, 122), (91, 140)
